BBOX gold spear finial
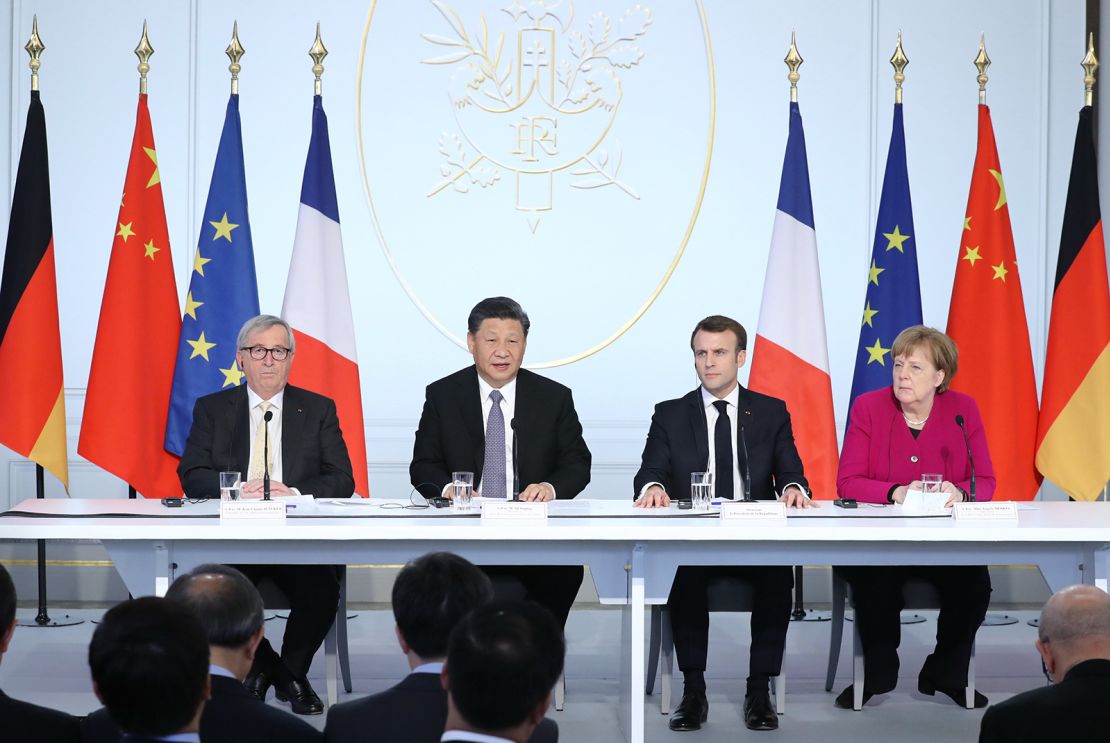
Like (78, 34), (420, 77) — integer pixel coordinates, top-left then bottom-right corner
(25, 15), (45, 92)
(1082, 32), (1099, 107)
(226, 21), (245, 95)
(135, 20), (154, 95)
(785, 31), (803, 103)
(309, 22), (328, 96)
(891, 31), (909, 104)
(975, 33), (991, 105)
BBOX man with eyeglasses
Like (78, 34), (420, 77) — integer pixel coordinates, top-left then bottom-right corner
(179, 314), (354, 716)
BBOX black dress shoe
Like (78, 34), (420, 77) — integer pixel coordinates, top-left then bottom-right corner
(833, 685), (873, 710)
(243, 670), (272, 702)
(917, 675), (988, 708)
(743, 688), (778, 731)
(669, 692), (709, 731)
(274, 676), (324, 715)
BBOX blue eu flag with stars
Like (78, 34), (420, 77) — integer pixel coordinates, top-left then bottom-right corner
(847, 103), (922, 420)
(165, 95), (259, 455)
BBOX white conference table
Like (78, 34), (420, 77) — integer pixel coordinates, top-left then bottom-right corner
(2, 497), (1109, 743)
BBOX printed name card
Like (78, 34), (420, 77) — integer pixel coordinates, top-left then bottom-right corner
(481, 500), (549, 520)
(220, 500), (287, 520)
(720, 501), (787, 521)
(954, 501), (1018, 521)
(902, 490), (952, 515)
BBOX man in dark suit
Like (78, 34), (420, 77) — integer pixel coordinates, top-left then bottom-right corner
(979, 585), (1110, 743)
(634, 315), (814, 732)
(324, 552), (557, 743)
(441, 600), (564, 743)
(0, 564), (80, 743)
(83, 564), (320, 743)
(410, 297), (591, 627)
(87, 597), (210, 743)
(178, 314), (355, 714)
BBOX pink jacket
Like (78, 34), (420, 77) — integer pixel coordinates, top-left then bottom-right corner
(837, 387), (996, 503)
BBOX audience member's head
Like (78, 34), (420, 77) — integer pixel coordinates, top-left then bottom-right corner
(443, 599), (564, 741)
(1036, 584), (1110, 682)
(392, 552), (493, 665)
(165, 563), (265, 679)
(88, 596), (210, 737)
(0, 563), (15, 659)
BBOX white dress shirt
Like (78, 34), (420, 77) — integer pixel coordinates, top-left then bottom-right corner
(413, 661), (444, 674)
(247, 387), (285, 482)
(440, 732), (514, 743)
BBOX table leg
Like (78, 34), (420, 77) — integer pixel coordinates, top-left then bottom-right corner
(153, 542), (171, 597)
(619, 544), (646, 743)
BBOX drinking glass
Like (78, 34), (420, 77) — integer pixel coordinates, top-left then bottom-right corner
(691, 472), (713, 511)
(452, 471), (474, 511)
(219, 471), (241, 501)
(921, 473), (943, 494)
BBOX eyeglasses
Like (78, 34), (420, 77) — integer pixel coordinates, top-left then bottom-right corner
(241, 345), (291, 361)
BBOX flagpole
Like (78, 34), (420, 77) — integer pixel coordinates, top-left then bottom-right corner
(310, 21), (327, 96)
(17, 18), (81, 628)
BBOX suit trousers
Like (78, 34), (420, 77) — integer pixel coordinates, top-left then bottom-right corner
(668, 565), (793, 681)
(841, 565), (991, 693)
(482, 565), (584, 628)
(235, 563), (342, 679)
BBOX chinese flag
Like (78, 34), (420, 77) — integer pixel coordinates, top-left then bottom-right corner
(946, 104), (1040, 501)
(1035, 105), (1110, 500)
(0, 91), (68, 489)
(79, 94), (181, 498)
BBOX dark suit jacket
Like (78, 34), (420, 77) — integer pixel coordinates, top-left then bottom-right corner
(633, 386), (808, 501)
(979, 658), (1110, 743)
(178, 384), (354, 500)
(324, 671), (557, 743)
(410, 367), (591, 500)
(82, 674), (321, 743)
(0, 688), (80, 743)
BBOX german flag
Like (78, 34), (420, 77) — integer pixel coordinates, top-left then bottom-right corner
(1035, 106), (1110, 500)
(0, 91), (68, 489)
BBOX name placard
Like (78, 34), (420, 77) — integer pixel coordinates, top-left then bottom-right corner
(720, 501), (787, 521)
(954, 501), (1018, 521)
(220, 500), (287, 520)
(481, 500), (548, 520)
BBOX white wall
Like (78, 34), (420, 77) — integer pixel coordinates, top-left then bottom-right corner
(0, 0), (1096, 510)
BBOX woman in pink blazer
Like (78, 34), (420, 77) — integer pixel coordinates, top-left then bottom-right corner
(835, 326), (996, 710)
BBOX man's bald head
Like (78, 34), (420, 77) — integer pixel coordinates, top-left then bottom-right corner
(1038, 585), (1110, 646)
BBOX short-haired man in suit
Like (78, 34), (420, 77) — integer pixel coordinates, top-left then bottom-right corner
(441, 600), (564, 743)
(979, 584), (1110, 743)
(634, 315), (815, 732)
(178, 314), (355, 714)
(0, 563), (80, 743)
(410, 297), (591, 627)
(324, 552), (557, 743)
(87, 597), (211, 743)
(83, 564), (321, 742)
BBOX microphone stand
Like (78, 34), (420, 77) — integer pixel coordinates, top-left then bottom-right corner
(263, 409), (273, 501)
(739, 424), (754, 502)
(510, 418), (520, 501)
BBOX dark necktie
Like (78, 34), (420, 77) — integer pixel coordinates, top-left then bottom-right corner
(483, 390), (506, 499)
(713, 400), (734, 501)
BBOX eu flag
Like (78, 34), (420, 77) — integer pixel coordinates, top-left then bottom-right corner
(164, 94), (259, 455)
(847, 103), (922, 416)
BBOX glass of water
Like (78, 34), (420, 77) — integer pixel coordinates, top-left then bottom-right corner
(691, 472), (713, 511)
(452, 471), (474, 511)
(921, 473), (943, 494)
(219, 471), (241, 501)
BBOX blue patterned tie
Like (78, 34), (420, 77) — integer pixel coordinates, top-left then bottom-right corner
(483, 389), (506, 498)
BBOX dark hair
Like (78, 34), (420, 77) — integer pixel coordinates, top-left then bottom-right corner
(467, 297), (530, 336)
(690, 315), (747, 351)
(392, 552), (493, 660)
(446, 600), (564, 731)
(165, 564), (264, 648)
(88, 597), (209, 737)
(0, 563), (15, 629)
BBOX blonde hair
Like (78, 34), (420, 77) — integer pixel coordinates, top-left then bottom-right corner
(891, 325), (958, 393)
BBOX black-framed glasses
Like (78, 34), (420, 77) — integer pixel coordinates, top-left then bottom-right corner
(241, 345), (291, 361)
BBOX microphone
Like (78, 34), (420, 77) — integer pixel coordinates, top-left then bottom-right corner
(263, 409), (273, 501)
(955, 414), (976, 502)
(510, 418), (520, 501)
(739, 423), (753, 502)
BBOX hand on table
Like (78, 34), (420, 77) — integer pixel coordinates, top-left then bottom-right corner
(241, 479), (294, 498)
(634, 485), (670, 508)
(780, 486), (818, 508)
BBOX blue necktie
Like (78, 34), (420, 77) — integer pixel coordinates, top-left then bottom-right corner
(483, 390), (506, 499)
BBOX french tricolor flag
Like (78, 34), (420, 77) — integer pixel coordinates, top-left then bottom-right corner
(282, 95), (369, 497)
(748, 101), (839, 499)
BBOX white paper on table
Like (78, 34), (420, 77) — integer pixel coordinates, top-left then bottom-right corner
(902, 489), (952, 515)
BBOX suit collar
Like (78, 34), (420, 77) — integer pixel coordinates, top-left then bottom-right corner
(685, 389), (710, 467)
(1063, 658), (1110, 681)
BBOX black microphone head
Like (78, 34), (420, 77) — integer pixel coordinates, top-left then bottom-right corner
(955, 414), (965, 427)
(510, 418), (517, 430)
(264, 410), (274, 422)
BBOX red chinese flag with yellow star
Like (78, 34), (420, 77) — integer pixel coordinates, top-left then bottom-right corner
(946, 104), (1041, 501)
(1035, 105), (1110, 500)
(79, 94), (181, 498)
